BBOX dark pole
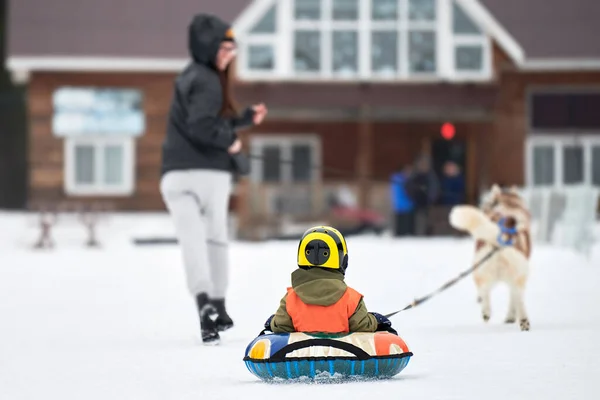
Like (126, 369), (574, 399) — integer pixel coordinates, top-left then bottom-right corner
(0, 0), (7, 86)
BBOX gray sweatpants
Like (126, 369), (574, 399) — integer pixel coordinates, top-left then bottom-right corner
(160, 170), (232, 298)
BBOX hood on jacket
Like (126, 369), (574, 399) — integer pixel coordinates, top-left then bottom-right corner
(290, 267), (347, 306)
(188, 13), (234, 67)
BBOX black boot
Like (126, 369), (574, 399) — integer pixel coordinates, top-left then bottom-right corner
(195, 293), (219, 344)
(210, 298), (234, 332)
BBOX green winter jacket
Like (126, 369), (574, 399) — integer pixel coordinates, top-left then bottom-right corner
(270, 267), (378, 333)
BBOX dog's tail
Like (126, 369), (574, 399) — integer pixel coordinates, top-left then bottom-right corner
(449, 205), (500, 246)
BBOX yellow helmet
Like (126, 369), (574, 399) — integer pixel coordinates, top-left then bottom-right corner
(297, 226), (349, 274)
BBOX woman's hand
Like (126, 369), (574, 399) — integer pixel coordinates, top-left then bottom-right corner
(252, 103), (268, 125)
(228, 138), (242, 154)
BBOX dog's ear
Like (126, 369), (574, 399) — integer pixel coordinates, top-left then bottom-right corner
(490, 184), (501, 197)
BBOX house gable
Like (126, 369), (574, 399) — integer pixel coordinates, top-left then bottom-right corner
(232, 0), (522, 82)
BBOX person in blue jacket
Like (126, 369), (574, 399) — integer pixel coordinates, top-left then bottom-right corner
(390, 165), (415, 236)
(439, 161), (466, 206)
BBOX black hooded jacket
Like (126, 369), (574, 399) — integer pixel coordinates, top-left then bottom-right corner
(161, 14), (255, 175)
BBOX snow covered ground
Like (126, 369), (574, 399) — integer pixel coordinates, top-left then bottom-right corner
(0, 211), (599, 400)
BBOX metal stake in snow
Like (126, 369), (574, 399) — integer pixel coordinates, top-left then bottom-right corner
(384, 247), (502, 318)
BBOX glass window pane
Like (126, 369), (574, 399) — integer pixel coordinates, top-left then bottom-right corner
(104, 145), (124, 185)
(409, 0), (436, 21)
(294, 0), (320, 20)
(53, 88), (144, 137)
(333, 31), (358, 74)
(372, 0), (398, 20)
(262, 146), (281, 182)
(455, 45), (483, 71)
(248, 45), (274, 70)
(453, 1), (481, 34)
(533, 146), (554, 185)
(531, 93), (600, 130)
(292, 145), (312, 182)
(409, 31), (436, 73)
(592, 146), (600, 186)
(372, 31), (398, 74)
(333, 0), (358, 20)
(530, 94), (571, 130)
(75, 145), (95, 184)
(563, 146), (584, 184)
(572, 94), (600, 129)
(250, 4), (277, 33)
(294, 31), (321, 72)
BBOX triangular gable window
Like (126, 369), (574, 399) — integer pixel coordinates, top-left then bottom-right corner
(237, 0), (492, 81)
(453, 1), (481, 34)
(250, 4), (277, 33)
(452, 1), (486, 73)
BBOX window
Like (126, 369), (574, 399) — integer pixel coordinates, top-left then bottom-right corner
(248, 45), (275, 70)
(532, 146), (554, 185)
(52, 87), (144, 136)
(451, 1), (486, 74)
(593, 146), (600, 186)
(530, 92), (600, 130)
(238, 0), (490, 80)
(65, 137), (135, 195)
(526, 135), (600, 188)
(563, 145), (584, 184)
(528, 91), (600, 188)
(53, 87), (143, 196)
(249, 135), (321, 183)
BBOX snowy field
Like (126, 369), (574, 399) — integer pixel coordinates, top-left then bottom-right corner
(0, 211), (599, 400)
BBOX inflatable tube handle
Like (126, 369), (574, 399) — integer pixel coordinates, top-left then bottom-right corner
(269, 338), (372, 361)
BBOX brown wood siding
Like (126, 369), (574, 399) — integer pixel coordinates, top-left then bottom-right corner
(488, 70), (600, 188)
(234, 81), (498, 116)
(27, 72), (175, 211)
(245, 120), (490, 206)
(26, 69), (600, 216)
(246, 120), (360, 181)
(371, 122), (491, 204)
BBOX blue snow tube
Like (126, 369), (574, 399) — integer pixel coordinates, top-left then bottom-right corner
(243, 331), (412, 382)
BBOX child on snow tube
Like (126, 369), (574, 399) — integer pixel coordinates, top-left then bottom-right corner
(262, 225), (397, 336)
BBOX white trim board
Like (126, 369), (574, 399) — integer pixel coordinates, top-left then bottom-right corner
(7, 56), (189, 72)
(521, 59), (600, 71)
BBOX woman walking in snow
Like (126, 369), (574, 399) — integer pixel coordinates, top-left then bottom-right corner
(160, 13), (267, 344)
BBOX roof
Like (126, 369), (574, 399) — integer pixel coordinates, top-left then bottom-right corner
(7, 0), (251, 59)
(6, 0), (600, 72)
(479, 0), (600, 61)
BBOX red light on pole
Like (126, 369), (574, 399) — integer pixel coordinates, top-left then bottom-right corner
(441, 123), (455, 140)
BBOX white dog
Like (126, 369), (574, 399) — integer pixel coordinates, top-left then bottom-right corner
(449, 185), (532, 331)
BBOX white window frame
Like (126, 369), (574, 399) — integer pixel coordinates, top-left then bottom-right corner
(64, 136), (135, 196)
(450, 0), (492, 81)
(235, 0), (492, 82)
(526, 134), (600, 189)
(249, 134), (322, 183)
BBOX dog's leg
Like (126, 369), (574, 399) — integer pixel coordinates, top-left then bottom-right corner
(474, 277), (482, 303)
(478, 284), (492, 322)
(511, 275), (530, 331)
(515, 285), (530, 331)
(504, 284), (517, 324)
(474, 271), (492, 322)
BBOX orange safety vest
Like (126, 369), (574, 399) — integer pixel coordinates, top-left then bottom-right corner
(285, 286), (363, 333)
